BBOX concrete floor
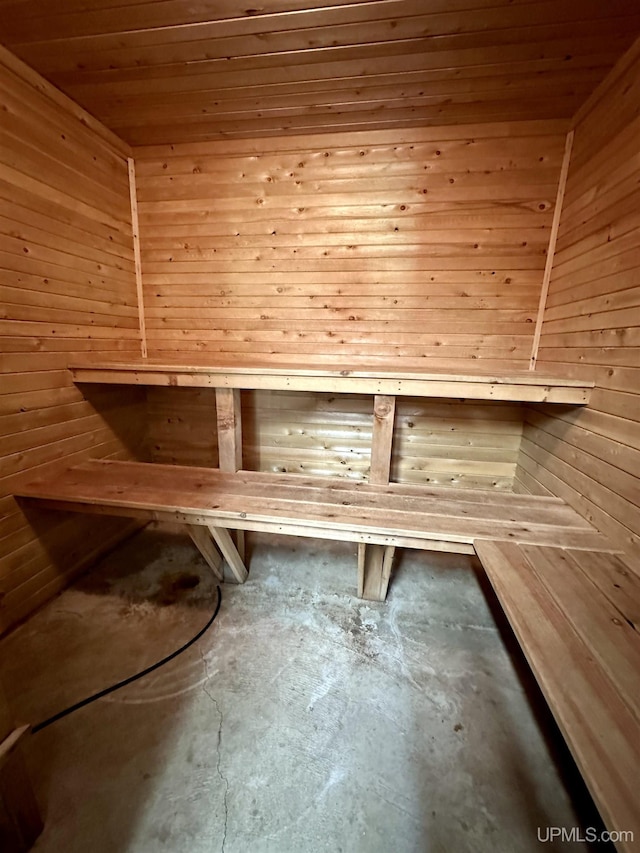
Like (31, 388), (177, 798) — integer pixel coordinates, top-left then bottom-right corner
(1, 526), (609, 853)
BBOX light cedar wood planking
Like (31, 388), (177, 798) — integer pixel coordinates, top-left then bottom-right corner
(0, 1), (639, 144)
(135, 122), (566, 369)
(515, 38), (640, 560)
(15, 458), (614, 553)
(0, 46), (145, 636)
(475, 540), (640, 852)
(146, 387), (524, 491)
(136, 121), (563, 486)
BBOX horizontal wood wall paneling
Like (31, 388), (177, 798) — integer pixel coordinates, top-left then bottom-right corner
(133, 119), (569, 157)
(0, 48), (144, 636)
(0, 4), (638, 143)
(136, 122), (563, 374)
(0, 517), (141, 636)
(146, 387), (522, 489)
(517, 38), (640, 560)
(569, 40), (640, 171)
(147, 388), (218, 468)
(0, 79), (129, 191)
(517, 439), (639, 556)
(0, 44), (131, 157)
(0, 175), (133, 250)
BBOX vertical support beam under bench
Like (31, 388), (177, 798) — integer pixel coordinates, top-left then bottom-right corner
(370, 394), (396, 486)
(215, 387), (245, 561)
(358, 394), (397, 601)
(358, 543), (396, 602)
(215, 388), (243, 473)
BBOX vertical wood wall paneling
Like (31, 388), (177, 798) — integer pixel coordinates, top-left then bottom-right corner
(529, 129), (574, 369)
(127, 157), (148, 357)
(0, 46), (145, 635)
(515, 38), (640, 558)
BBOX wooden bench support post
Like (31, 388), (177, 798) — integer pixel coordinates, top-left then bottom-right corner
(186, 525), (224, 582)
(358, 543), (396, 602)
(370, 394), (396, 484)
(215, 387), (246, 561)
(358, 395), (398, 600)
(207, 525), (248, 584)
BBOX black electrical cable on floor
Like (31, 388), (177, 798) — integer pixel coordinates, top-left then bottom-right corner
(31, 584), (222, 735)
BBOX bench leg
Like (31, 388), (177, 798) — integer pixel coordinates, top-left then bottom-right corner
(186, 525), (224, 582)
(207, 525), (249, 584)
(214, 387), (246, 571)
(357, 543), (396, 602)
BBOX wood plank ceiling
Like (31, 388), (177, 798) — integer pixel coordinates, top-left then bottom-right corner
(1, 0), (640, 144)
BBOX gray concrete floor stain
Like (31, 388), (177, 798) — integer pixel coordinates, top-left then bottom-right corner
(0, 526), (607, 853)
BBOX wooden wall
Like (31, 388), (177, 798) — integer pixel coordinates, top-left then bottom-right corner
(147, 387), (523, 490)
(135, 120), (565, 368)
(515, 44), (640, 558)
(0, 48), (146, 635)
(136, 121), (560, 486)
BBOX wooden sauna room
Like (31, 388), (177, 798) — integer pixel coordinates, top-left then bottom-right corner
(0, 2), (639, 851)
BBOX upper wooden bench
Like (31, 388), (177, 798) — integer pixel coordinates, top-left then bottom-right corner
(68, 358), (594, 404)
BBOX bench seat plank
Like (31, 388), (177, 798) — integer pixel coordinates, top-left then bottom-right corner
(558, 549), (640, 631)
(475, 540), (640, 851)
(520, 544), (640, 723)
(16, 460), (614, 553)
(68, 359), (593, 405)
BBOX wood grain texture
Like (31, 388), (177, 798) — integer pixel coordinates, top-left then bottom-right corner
(0, 2), (638, 144)
(370, 395), (396, 486)
(0, 48), (145, 636)
(68, 359), (593, 400)
(140, 388), (525, 489)
(135, 122), (566, 371)
(15, 458), (615, 552)
(529, 129), (573, 368)
(476, 539), (640, 851)
(517, 39), (640, 559)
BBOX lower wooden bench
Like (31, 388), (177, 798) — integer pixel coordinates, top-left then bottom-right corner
(475, 540), (640, 852)
(15, 459), (638, 846)
(17, 458), (615, 601)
